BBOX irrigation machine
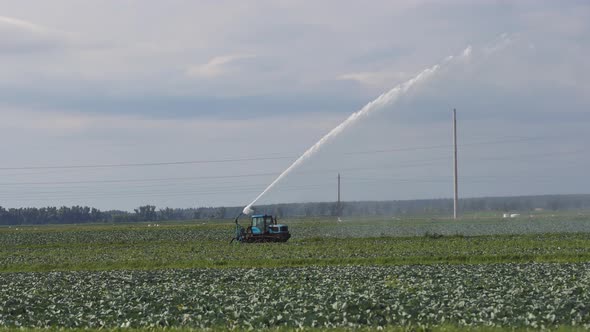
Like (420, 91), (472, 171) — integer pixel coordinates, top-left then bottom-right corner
(231, 213), (291, 243)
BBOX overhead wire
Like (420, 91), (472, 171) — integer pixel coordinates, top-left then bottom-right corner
(342, 136), (548, 155)
(0, 135), (551, 172)
(0, 175), (578, 202)
(0, 156), (294, 171)
(0, 148), (585, 192)
(0, 135), (586, 204)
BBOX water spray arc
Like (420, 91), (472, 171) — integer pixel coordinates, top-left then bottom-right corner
(242, 46), (473, 215)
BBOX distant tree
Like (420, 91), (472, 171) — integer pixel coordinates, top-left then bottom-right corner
(214, 207), (226, 219)
(159, 207), (171, 220)
(548, 199), (561, 211)
(134, 205), (157, 221)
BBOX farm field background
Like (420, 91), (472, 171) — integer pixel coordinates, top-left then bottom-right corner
(2, 212), (590, 330)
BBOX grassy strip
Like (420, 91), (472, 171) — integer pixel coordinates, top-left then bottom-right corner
(2, 231), (590, 273)
(3, 252), (590, 273)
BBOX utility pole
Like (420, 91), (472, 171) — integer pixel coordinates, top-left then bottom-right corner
(453, 109), (459, 220)
(337, 173), (341, 218)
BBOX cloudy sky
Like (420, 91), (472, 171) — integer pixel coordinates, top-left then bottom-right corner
(0, 0), (589, 211)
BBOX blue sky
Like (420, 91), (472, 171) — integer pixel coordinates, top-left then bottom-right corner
(0, 1), (588, 210)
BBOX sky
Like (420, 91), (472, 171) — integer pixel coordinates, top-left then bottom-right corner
(0, 0), (589, 211)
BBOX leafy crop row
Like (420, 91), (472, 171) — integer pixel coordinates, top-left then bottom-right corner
(1, 263), (589, 329)
(0, 229), (590, 272)
(2, 230), (590, 272)
(3, 215), (590, 247)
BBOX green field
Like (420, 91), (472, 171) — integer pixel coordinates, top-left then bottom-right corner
(2, 214), (590, 330)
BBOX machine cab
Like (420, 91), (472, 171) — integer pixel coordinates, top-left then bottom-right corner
(232, 213), (291, 243)
(250, 214), (268, 234)
(251, 214), (289, 235)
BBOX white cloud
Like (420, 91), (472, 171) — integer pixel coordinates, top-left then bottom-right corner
(0, 15), (67, 53)
(186, 54), (257, 79)
(0, 16), (49, 33)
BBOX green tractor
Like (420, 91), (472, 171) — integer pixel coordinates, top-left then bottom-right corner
(231, 213), (291, 243)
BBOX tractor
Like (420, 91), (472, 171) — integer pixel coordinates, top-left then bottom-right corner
(231, 213), (291, 243)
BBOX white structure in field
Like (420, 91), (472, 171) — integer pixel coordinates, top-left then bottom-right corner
(503, 213), (521, 218)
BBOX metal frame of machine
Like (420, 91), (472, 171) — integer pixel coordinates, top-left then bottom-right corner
(231, 213), (291, 243)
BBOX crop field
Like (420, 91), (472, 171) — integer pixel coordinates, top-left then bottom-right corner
(1, 264), (590, 330)
(1, 214), (590, 330)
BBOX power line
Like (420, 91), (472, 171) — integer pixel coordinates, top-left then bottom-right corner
(0, 172), (279, 186)
(0, 148), (586, 188)
(0, 175), (581, 202)
(0, 182), (333, 200)
(463, 149), (586, 163)
(0, 177), (449, 200)
(0, 135), (550, 171)
(0, 156), (294, 171)
(2, 156), (589, 203)
(342, 136), (547, 155)
(0, 157), (454, 187)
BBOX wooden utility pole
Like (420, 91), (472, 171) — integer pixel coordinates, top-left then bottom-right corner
(337, 173), (341, 217)
(453, 109), (459, 219)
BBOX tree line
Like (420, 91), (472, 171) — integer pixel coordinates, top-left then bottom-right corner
(1, 194), (590, 225)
